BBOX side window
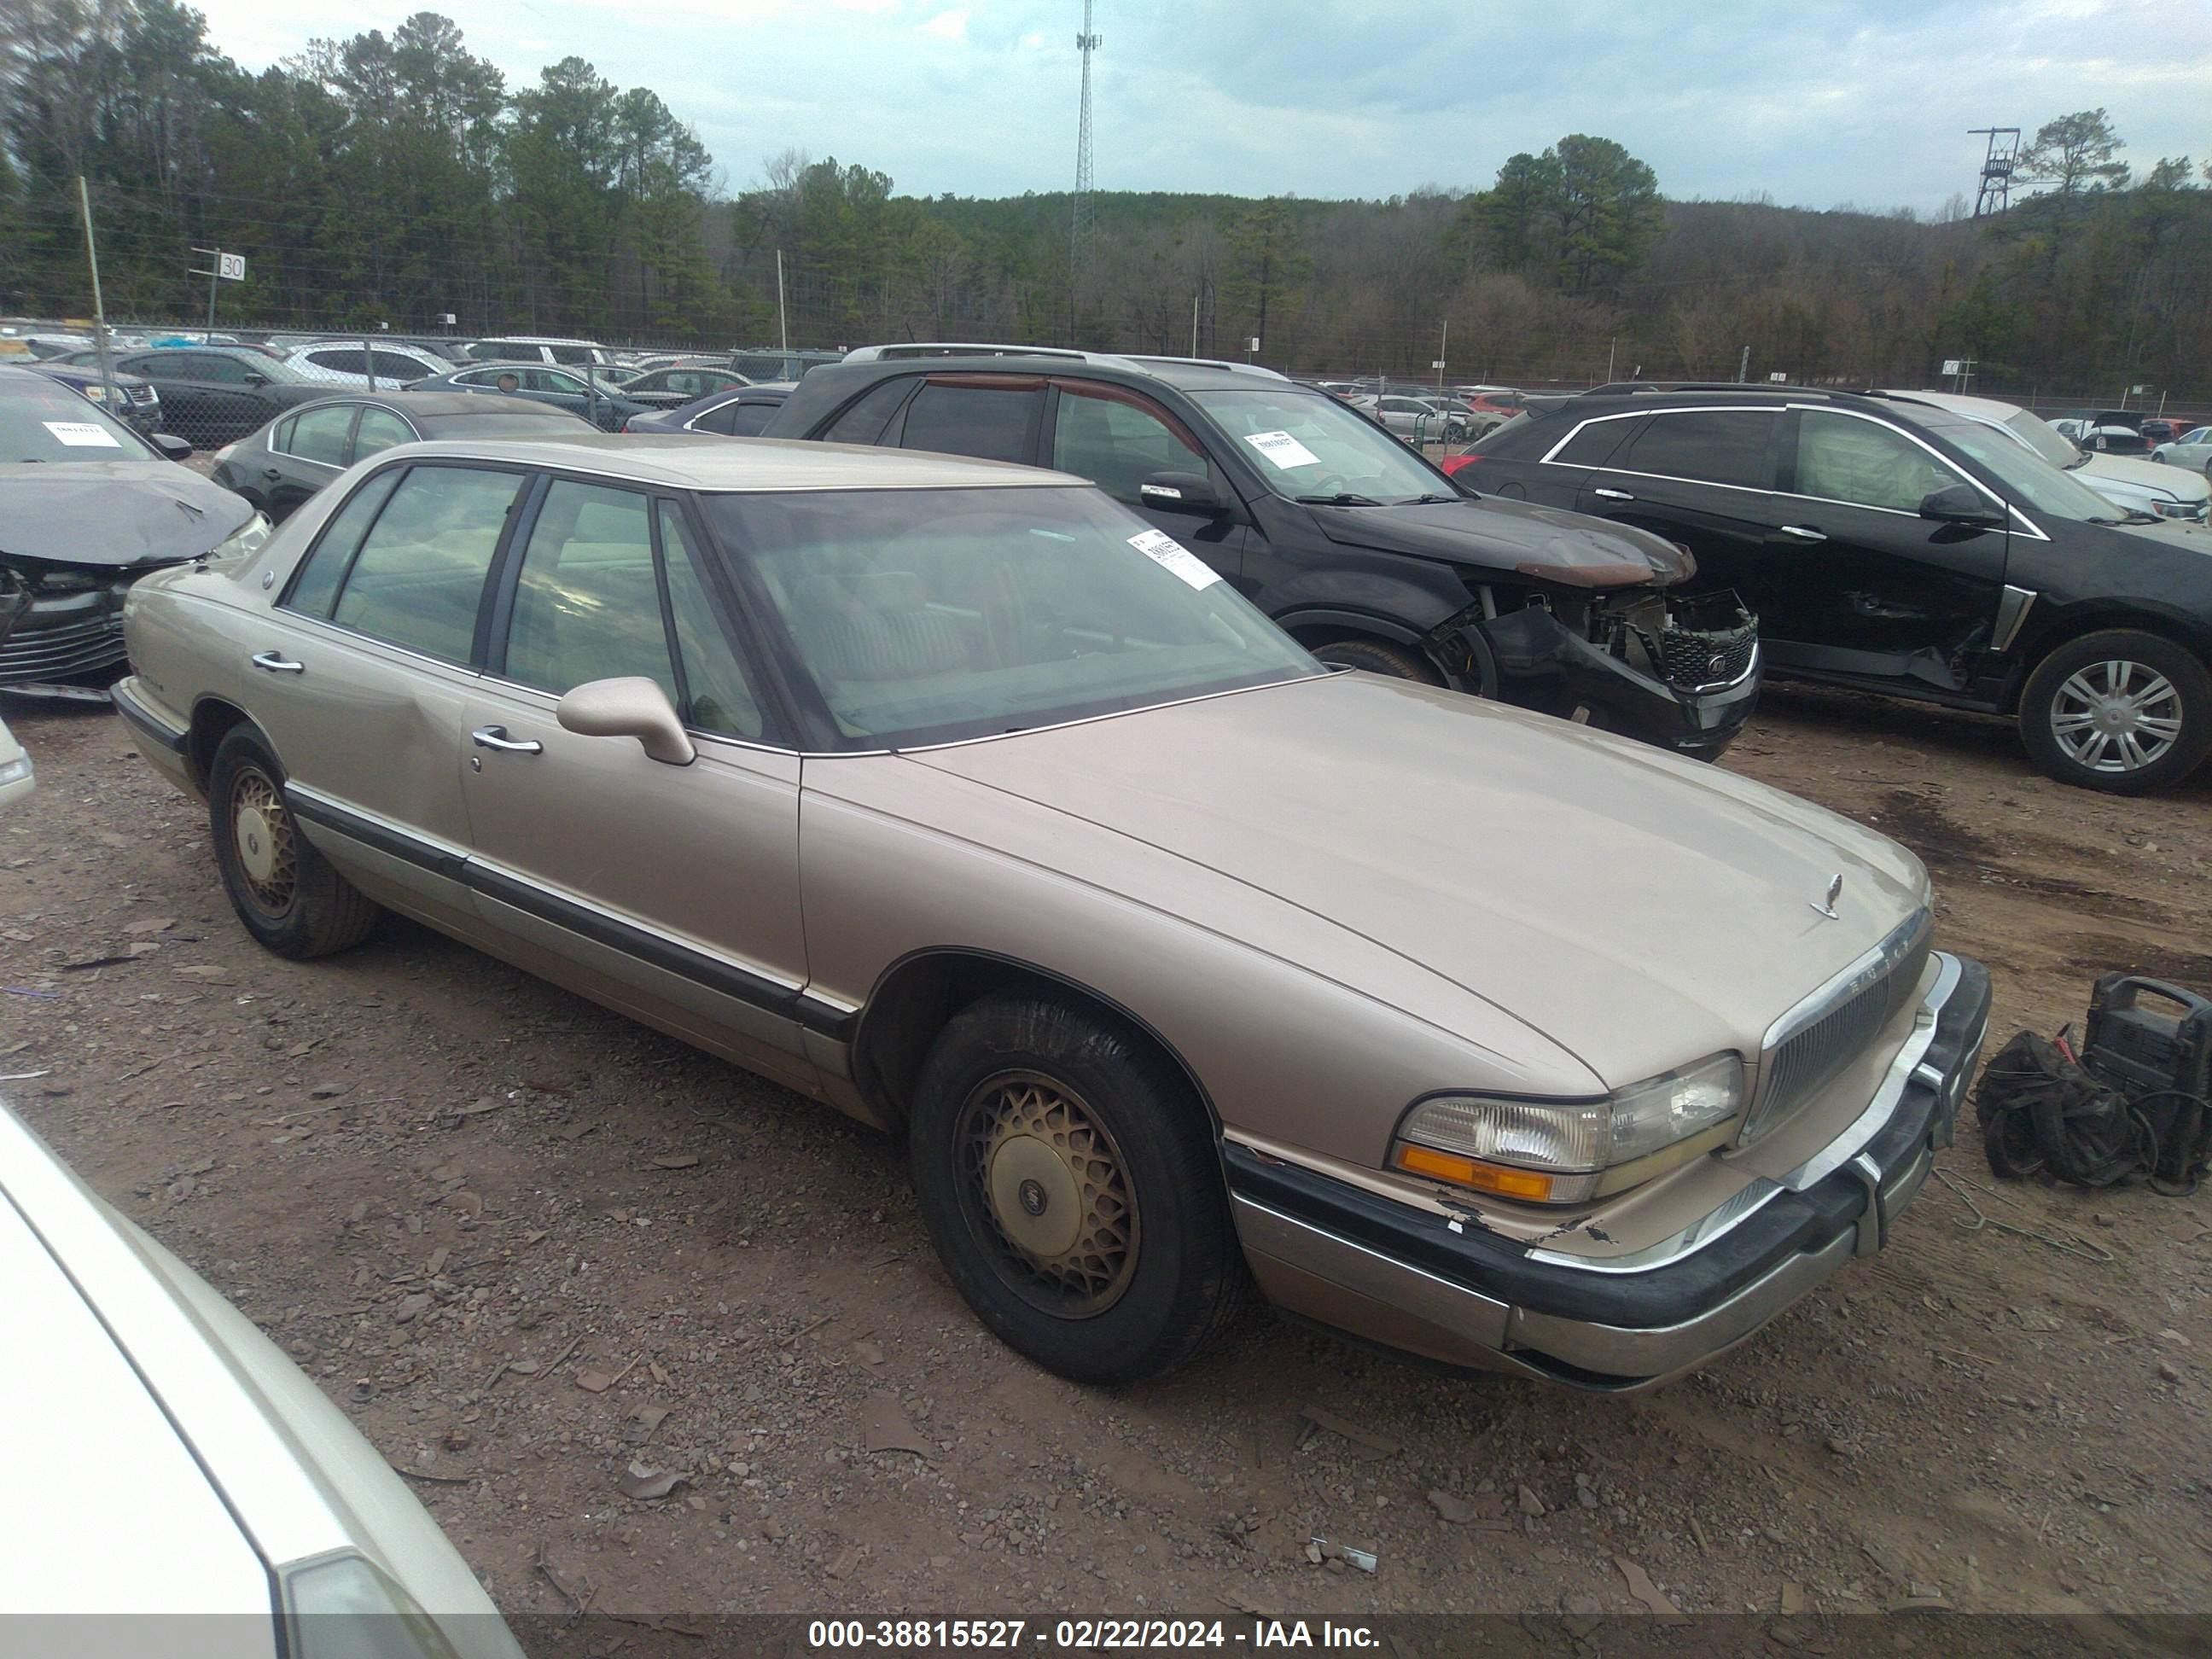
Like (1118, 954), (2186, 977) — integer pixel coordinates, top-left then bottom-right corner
(725, 403), (779, 436)
(282, 469), (403, 619)
(1614, 410), (1776, 489)
(533, 369), (585, 395)
(271, 415), (300, 453)
(372, 352), (431, 382)
(502, 480), (677, 699)
(331, 466), (521, 661)
(1549, 416), (1639, 468)
(354, 407), (416, 460)
(659, 504), (765, 740)
(1793, 411), (1963, 513)
(549, 345), (594, 365)
(288, 405), (354, 467)
(895, 380), (1043, 463)
(822, 377), (917, 445)
(307, 349), (363, 375)
(690, 401), (742, 435)
(193, 355), (253, 385)
(1050, 384), (1206, 500)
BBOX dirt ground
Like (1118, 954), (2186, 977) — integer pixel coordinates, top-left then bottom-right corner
(3, 681), (2210, 1641)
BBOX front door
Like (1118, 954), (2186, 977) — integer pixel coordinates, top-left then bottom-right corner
(1044, 378), (1247, 577)
(1760, 407), (2011, 678)
(458, 477), (815, 1090)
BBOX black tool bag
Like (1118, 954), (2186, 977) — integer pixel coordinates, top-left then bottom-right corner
(1975, 975), (2212, 1196)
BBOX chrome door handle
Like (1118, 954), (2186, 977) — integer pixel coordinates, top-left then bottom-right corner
(1592, 486), (1634, 501)
(249, 651), (304, 672)
(1778, 524), (1828, 542)
(471, 725), (544, 754)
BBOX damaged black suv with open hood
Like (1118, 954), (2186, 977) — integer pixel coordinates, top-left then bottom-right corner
(1, 370), (267, 693)
(760, 350), (1759, 757)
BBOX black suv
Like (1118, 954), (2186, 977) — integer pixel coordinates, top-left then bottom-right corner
(760, 352), (1761, 758)
(1468, 383), (2212, 793)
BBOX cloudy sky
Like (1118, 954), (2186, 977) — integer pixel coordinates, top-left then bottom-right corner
(190, 0), (2210, 212)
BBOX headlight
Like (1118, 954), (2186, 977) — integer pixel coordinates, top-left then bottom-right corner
(1393, 1052), (1743, 1204)
(212, 512), (272, 562)
(281, 1552), (461, 1659)
(0, 755), (31, 789)
(80, 382), (110, 402)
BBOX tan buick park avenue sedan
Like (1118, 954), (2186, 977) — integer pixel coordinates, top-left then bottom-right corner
(114, 434), (1990, 1390)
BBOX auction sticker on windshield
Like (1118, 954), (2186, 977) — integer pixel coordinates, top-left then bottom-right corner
(43, 422), (123, 447)
(1242, 429), (1321, 470)
(1128, 527), (1220, 590)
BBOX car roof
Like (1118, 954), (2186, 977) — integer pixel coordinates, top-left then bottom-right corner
(1877, 388), (2026, 421)
(291, 391), (553, 418)
(378, 432), (1087, 492)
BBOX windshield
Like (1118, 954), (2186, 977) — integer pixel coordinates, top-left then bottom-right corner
(2002, 410), (2085, 469)
(705, 486), (1318, 748)
(0, 379), (158, 462)
(1189, 387), (1454, 504)
(1939, 420), (2131, 522)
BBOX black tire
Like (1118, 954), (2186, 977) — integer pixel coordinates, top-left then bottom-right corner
(2017, 630), (2212, 795)
(1309, 637), (1442, 684)
(908, 992), (1248, 1385)
(207, 725), (382, 958)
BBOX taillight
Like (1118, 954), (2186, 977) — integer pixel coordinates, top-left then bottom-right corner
(1439, 454), (1475, 476)
(620, 418), (634, 433)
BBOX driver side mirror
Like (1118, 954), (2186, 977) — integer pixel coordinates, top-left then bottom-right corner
(151, 432), (193, 462)
(1138, 471), (1228, 515)
(1919, 482), (2005, 527)
(242, 370), (269, 387)
(556, 677), (696, 766)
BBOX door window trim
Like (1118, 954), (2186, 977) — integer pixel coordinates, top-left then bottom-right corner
(273, 402), (359, 470)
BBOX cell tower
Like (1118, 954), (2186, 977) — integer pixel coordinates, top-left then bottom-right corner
(1969, 126), (2022, 218)
(1070, 2), (1100, 288)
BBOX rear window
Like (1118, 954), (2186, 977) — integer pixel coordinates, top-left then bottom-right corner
(1613, 409), (1777, 489)
(896, 381), (1043, 463)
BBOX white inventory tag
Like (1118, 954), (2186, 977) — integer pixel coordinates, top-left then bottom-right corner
(1127, 527), (1221, 590)
(1242, 428), (1321, 469)
(44, 421), (122, 448)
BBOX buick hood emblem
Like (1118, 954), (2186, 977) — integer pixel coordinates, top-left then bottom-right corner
(1811, 873), (1843, 919)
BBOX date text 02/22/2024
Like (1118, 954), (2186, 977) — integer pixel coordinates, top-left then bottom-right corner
(804, 1618), (1383, 1649)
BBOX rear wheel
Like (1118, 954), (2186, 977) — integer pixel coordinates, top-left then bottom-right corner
(908, 992), (1247, 1385)
(208, 725), (382, 958)
(2017, 630), (2212, 795)
(1309, 637), (1442, 684)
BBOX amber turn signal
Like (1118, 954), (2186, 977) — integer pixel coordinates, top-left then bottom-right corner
(1393, 1142), (1557, 1202)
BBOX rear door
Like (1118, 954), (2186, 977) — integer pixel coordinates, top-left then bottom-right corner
(1577, 406), (1783, 606)
(884, 374), (1045, 463)
(1760, 407), (2011, 669)
(253, 461), (530, 930)
(265, 402), (357, 519)
(1045, 377), (1246, 575)
(459, 480), (814, 1089)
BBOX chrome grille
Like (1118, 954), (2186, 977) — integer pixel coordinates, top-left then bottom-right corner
(1742, 909), (1932, 1144)
(0, 613), (128, 683)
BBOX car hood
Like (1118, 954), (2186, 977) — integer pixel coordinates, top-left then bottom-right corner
(1, 464), (253, 566)
(910, 672), (1924, 1086)
(1301, 493), (1696, 586)
(2081, 452), (2210, 503)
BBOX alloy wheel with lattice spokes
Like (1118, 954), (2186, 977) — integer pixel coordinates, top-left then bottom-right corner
(2048, 658), (2185, 774)
(954, 1069), (1140, 1318)
(228, 766), (299, 916)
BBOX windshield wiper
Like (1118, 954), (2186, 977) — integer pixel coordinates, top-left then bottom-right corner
(1295, 492), (1382, 506)
(1397, 492), (1458, 505)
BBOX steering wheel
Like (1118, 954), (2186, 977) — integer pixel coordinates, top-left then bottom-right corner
(1311, 473), (1353, 497)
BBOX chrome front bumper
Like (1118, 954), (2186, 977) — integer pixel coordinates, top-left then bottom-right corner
(1226, 952), (1992, 1390)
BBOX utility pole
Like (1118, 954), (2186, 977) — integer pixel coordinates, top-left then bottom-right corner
(1435, 319), (1447, 394)
(776, 249), (789, 352)
(1190, 291), (1200, 357)
(1738, 345), (1751, 383)
(78, 177), (115, 408)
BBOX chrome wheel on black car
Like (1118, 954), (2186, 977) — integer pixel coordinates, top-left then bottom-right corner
(2020, 630), (2212, 795)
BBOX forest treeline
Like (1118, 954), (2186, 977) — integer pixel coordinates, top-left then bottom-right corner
(4, 3), (2207, 395)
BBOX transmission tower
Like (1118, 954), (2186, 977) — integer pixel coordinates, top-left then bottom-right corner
(1969, 126), (2021, 218)
(1070, 1), (1100, 297)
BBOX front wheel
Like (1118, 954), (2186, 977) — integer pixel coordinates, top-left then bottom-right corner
(2017, 630), (2212, 795)
(1309, 637), (1442, 684)
(908, 993), (1247, 1385)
